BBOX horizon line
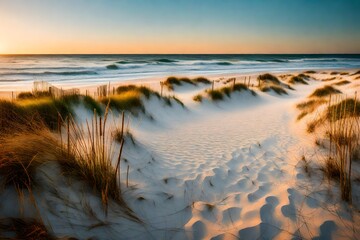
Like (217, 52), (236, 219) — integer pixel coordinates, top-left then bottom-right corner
(1, 53), (360, 56)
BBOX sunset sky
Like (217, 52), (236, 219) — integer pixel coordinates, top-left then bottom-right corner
(0, 0), (359, 54)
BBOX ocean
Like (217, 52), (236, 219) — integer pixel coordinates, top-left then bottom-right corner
(0, 54), (359, 91)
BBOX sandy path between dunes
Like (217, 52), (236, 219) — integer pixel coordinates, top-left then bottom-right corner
(115, 77), (359, 239)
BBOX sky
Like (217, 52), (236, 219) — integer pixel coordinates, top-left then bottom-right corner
(0, 0), (359, 54)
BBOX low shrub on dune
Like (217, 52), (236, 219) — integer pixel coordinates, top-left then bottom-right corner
(304, 70), (317, 74)
(309, 85), (341, 98)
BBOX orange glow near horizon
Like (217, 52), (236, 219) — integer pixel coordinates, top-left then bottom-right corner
(1, 0), (359, 54)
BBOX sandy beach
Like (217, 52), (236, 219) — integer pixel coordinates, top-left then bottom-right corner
(1, 68), (359, 239)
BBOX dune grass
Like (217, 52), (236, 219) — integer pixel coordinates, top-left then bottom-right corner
(205, 83), (256, 101)
(289, 75), (308, 85)
(101, 91), (144, 113)
(324, 95), (360, 202)
(193, 94), (203, 102)
(260, 85), (287, 95)
(83, 95), (103, 115)
(105, 84), (182, 113)
(296, 99), (327, 120)
(0, 127), (66, 191)
(207, 89), (224, 101)
(304, 70), (317, 74)
(309, 85), (341, 98)
(17, 91), (52, 100)
(334, 80), (351, 86)
(351, 70), (360, 75)
(0, 104), (139, 220)
(193, 77), (211, 84)
(322, 77), (336, 82)
(116, 85), (160, 99)
(59, 109), (138, 220)
(257, 73), (292, 94)
(4, 97), (73, 130)
(326, 98), (360, 121)
(0, 100), (30, 134)
(257, 73), (281, 85)
(164, 76), (211, 90)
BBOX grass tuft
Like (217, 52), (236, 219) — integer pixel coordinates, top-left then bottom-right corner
(257, 73), (281, 85)
(309, 85), (341, 98)
(289, 75), (308, 85)
(327, 98), (360, 121)
(0, 128), (66, 190)
(83, 95), (103, 115)
(334, 80), (351, 86)
(193, 94), (203, 102)
(164, 76), (211, 90)
(116, 85), (160, 99)
(260, 85), (287, 95)
(207, 90), (224, 101)
(101, 91), (144, 113)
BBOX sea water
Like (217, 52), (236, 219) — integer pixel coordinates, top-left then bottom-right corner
(0, 54), (359, 91)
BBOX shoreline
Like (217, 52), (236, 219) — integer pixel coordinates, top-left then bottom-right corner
(0, 67), (358, 100)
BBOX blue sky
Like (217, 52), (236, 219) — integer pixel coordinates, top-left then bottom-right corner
(0, 0), (359, 53)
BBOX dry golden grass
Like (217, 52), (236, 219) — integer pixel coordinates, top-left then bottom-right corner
(308, 94), (360, 203)
(193, 94), (203, 102)
(309, 85), (341, 98)
(260, 84), (288, 95)
(334, 80), (351, 86)
(296, 99), (327, 120)
(101, 91), (144, 113)
(289, 75), (308, 85)
(164, 76), (211, 90)
(0, 104), (139, 221)
(0, 128), (66, 190)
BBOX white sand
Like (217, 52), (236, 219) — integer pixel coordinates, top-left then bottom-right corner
(0, 70), (359, 239)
